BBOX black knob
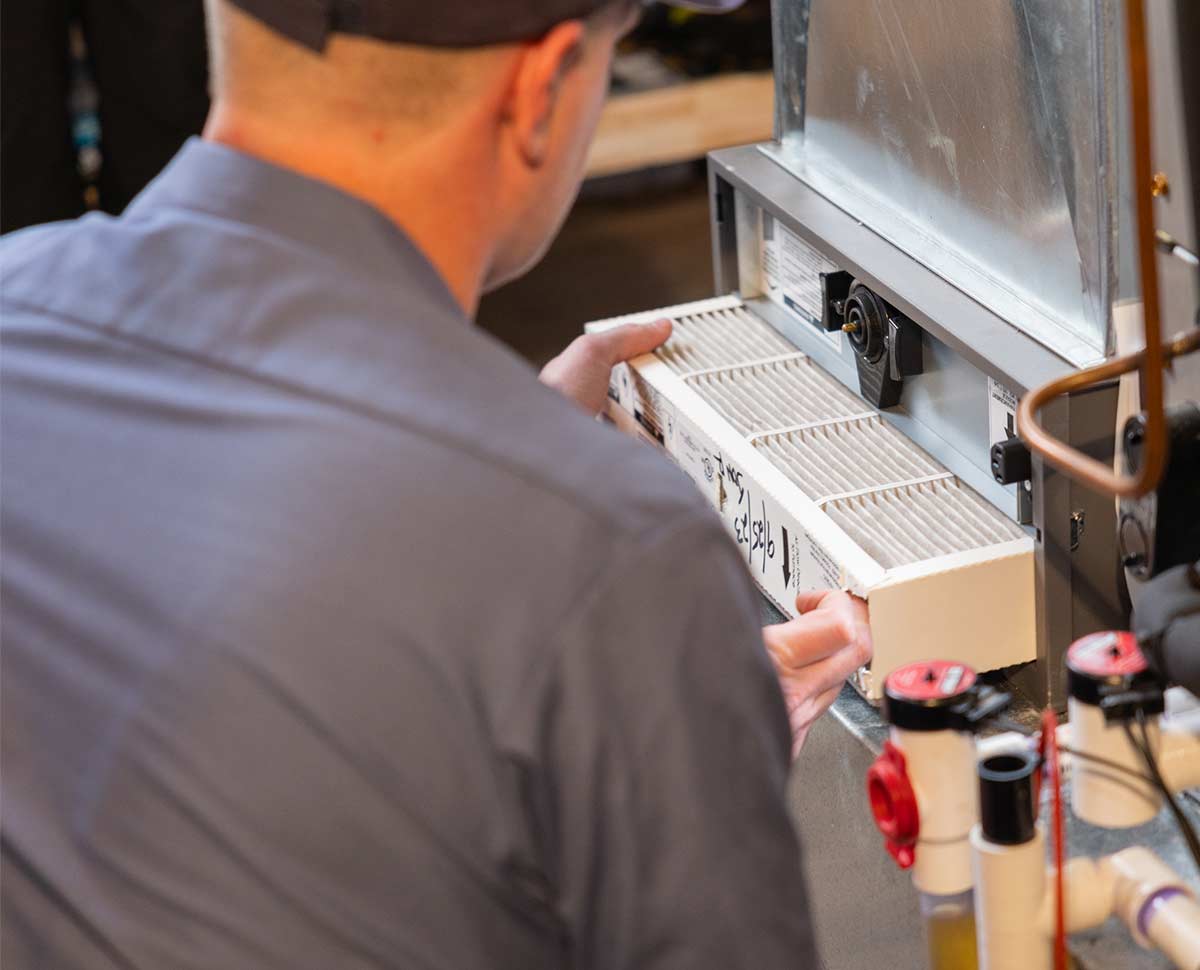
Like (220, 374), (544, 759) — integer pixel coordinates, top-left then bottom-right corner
(843, 286), (887, 363)
(991, 435), (1032, 485)
(1123, 414), (1147, 474)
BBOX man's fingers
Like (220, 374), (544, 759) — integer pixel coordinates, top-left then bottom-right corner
(790, 681), (845, 726)
(590, 319), (672, 365)
(764, 608), (860, 670)
(792, 589), (833, 614)
(777, 641), (866, 719)
(815, 680), (845, 711)
(807, 639), (870, 694)
(784, 639), (865, 696)
(787, 681), (845, 758)
(539, 319), (672, 414)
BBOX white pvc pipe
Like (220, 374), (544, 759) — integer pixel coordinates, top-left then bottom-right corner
(1159, 709), (1200, 794)
(1105, 847), (1200, 970)
(971, 824), (1050, 970)
(1066, 697), (1161, 828)
(1144, 892), (1200, 970)
(1165, 687), (1200, 717)
(893, 726), (978, 896)
(974, 732), (1035, 763)
(1053, 856), (1115, 935)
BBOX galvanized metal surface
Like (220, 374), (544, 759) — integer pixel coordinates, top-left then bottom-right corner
(767, 0), (1120, 366)
(1147, 0), (1200, 370)
(708, 147), (1076, 395)
(710, 152), (1126, 706)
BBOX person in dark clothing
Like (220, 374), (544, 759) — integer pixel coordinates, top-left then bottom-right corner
(0, 1), (872, 967)
(0, 0), (209, 233)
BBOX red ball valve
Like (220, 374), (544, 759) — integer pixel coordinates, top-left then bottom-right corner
(867, 740), (920, 868)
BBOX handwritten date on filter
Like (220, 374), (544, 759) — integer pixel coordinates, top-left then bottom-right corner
(715, 454), (776, 571)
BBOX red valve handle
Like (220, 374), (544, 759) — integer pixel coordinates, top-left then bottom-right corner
(867, 741), (920, 869)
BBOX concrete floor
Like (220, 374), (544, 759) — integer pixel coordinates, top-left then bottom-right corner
(478, 164), (715, 366)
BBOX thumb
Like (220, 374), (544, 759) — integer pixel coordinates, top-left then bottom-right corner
(590, 318), (672, 365)
(793, 588), (835, 614)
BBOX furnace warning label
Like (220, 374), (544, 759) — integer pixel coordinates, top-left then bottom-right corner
(760, 212), (842, 350)
(988, 378), (1019, 452)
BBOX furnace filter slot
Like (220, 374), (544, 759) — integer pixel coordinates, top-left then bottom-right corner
(589, 295), (1036, 696)
(757, 417), (943, 503)
(647, 299), (1025, 570)
(826, 481), (1023, 569)
(686, 358), (867, 436)
(656, 306), (796, 373)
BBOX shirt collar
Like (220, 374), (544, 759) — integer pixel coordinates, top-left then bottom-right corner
(127, 137), (468, 327)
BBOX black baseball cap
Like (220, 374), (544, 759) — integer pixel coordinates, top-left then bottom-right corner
(228, 0), (745, 52)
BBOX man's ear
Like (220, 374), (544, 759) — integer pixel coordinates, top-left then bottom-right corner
(505, 20), (585, 168)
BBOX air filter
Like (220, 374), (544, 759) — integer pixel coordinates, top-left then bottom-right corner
(587, 296), (1035, 700)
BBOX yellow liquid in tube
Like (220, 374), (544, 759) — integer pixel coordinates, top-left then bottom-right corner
(924, 904), (978, 970)
(922, 892), (1076, 969)
(920, 892), (978, 970)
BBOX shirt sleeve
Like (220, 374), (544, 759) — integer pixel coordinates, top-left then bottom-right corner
(503, 518), (821, 970)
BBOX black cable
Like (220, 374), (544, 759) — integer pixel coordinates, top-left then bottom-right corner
(991, 716), (1155, 786)
(1124, 712), (1200, 874)
(1060, 745), (1153, 785)
(997, 713), (1200, 870)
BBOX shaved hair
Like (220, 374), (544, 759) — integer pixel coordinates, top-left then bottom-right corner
(205, 0), (633, 128)
(205, 1), (511, 127)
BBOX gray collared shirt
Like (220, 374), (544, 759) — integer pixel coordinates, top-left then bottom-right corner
(0, 139), (818, 969)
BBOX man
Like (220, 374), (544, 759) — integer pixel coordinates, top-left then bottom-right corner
(0, 1), (872, 967)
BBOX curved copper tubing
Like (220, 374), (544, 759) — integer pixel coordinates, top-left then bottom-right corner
(1017, 330), (1200, 493)
(1016, 0), (1195, 499)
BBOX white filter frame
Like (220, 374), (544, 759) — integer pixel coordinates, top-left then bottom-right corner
(589, 295), (1036, 699)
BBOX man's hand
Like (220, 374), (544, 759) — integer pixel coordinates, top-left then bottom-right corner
(763, 589), (873, 759)
(539, 319), (672, 415)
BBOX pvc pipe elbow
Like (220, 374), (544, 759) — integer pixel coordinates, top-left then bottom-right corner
(1038, 856), (1114, 936)
(1103, 847), (1200, 962)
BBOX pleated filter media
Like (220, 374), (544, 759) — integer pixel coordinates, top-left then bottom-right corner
(587, 296), (1036, 699)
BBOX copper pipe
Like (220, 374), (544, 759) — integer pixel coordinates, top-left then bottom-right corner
(1016, 0), (1188, 499)
(1017, 330), (1199, 496)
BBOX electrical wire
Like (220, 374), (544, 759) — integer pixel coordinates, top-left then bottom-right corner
(1000, 711), (1200, 879)
(1059, 746), (1148, 782)
(1123, 711), (1200, 875)
(992, 716), (1155, 786)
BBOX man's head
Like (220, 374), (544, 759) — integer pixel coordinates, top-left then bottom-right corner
(203, 0), (651, 309)
(201, 0), (734, 309)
